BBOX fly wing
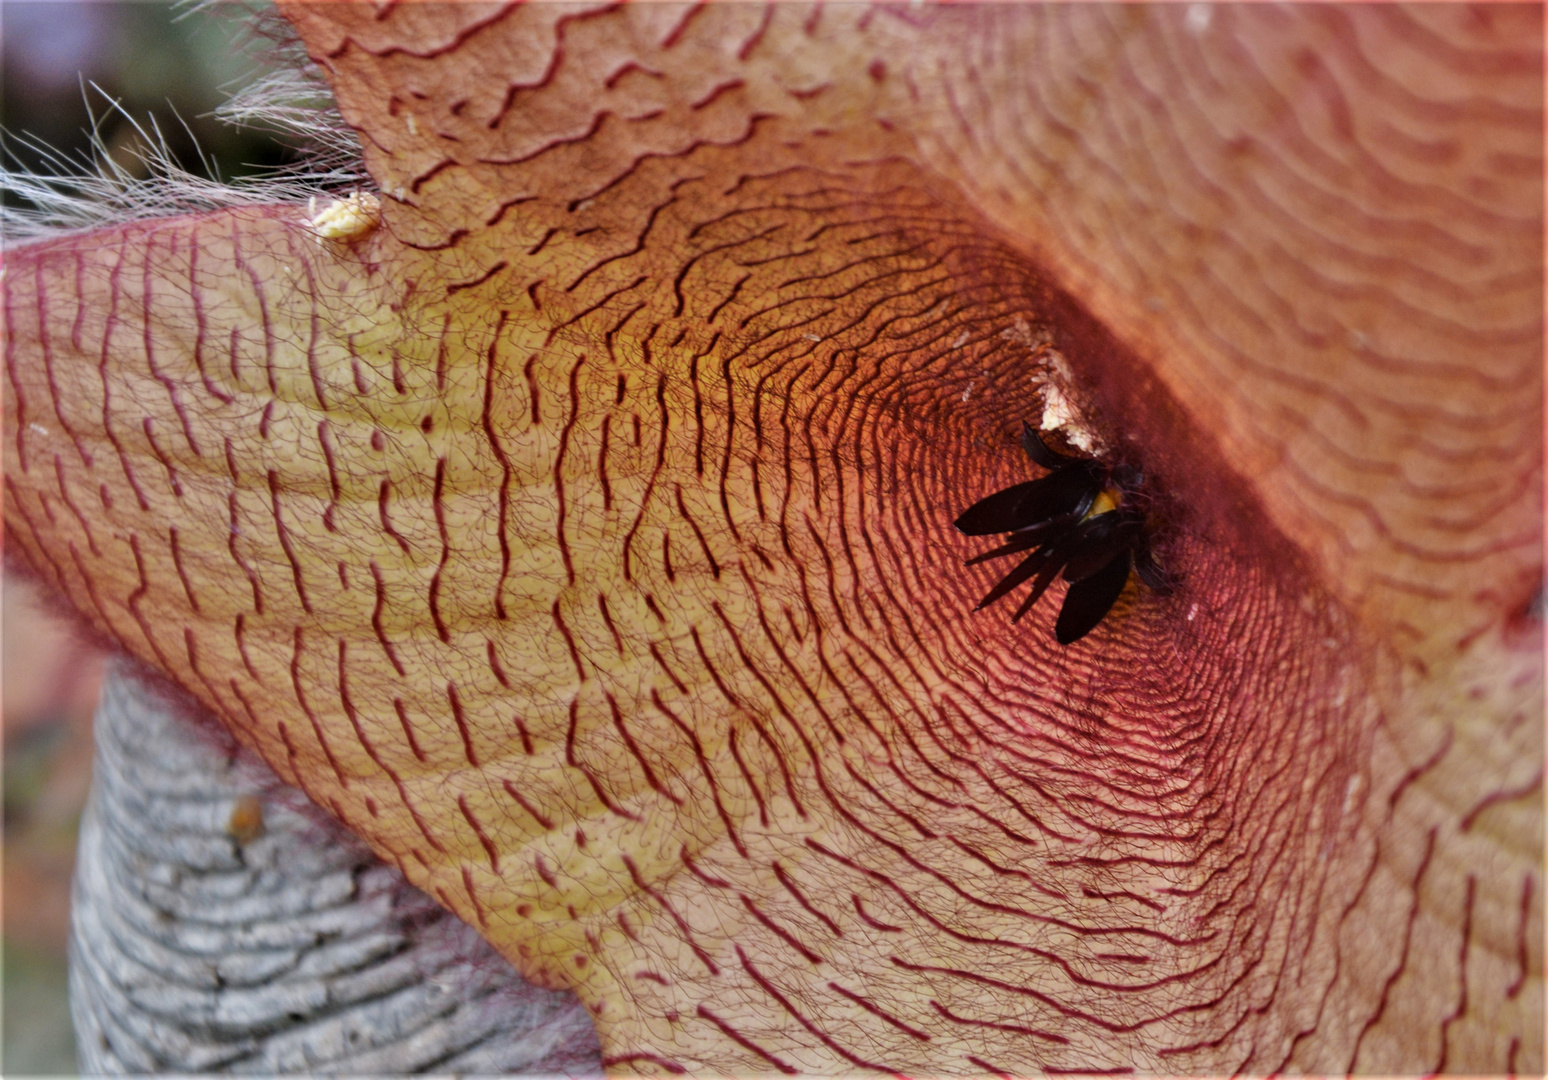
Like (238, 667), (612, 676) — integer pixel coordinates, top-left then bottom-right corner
(1000, 518), (1096, 622)
(964, 517), (1071, 566)
(1011, 558), (1067, 624)
(954, 466), (1101, 536)
(954, 480), (1043, 536)
(1020, 420), (1080, 470)
(1061, 513), (1141, 583)
(974, 548), (1052, 611)
(1055, 550), (1132, 644)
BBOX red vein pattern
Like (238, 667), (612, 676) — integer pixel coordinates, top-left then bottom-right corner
(2, 2), (1540, 1075)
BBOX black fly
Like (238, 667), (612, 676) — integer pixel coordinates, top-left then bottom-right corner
(955, 422), (1173, 644)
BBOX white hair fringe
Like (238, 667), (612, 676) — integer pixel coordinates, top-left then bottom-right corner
(0, 1), (365, 246)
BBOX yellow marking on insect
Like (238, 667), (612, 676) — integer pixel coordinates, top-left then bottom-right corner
(1083, 488), (1121, 521)
(305, 192), (382, 245)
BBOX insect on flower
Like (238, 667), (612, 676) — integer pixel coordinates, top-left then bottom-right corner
(956, 422), (1174, 644)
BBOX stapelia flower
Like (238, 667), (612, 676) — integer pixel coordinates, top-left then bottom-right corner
(4, 4), (1541, 1074)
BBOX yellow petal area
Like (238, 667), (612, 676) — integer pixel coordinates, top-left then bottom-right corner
(9, 166), (1121, 1001)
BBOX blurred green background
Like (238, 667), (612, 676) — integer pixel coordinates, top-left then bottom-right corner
(2, 3), (293, 1072)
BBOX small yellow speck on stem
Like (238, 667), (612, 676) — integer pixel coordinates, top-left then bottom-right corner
(227, 795), (265, 843)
